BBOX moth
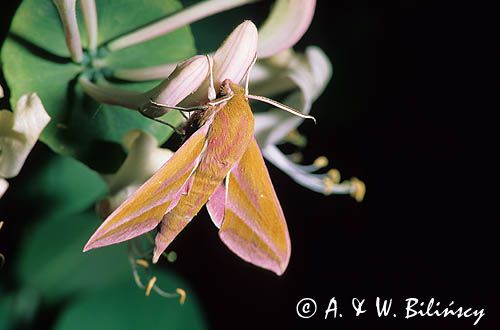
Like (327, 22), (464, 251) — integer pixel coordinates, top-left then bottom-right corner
(84, 56), (314, 275)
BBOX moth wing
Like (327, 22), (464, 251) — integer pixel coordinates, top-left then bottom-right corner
(84, 124), (210, 252)
(209, 137), (291, 275)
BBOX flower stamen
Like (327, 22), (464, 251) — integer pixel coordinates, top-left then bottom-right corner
(284, 130), (307, 148)
(176, 288), (187, 305)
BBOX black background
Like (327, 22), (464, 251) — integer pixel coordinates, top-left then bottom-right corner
(1, 1), (497, 329)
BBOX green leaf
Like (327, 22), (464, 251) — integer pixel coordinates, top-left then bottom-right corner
(1, 0), (195, 172)
(0, 293), (13, 330)
(16, 211), (132, 303)
(53, 271), (208, 330)
(12, 149), (106, 218)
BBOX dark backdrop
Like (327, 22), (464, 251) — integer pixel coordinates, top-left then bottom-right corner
(1, 1), (497, 329)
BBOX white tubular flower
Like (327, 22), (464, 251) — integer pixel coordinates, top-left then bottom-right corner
(253, 47), (365, 200)
(96, 130), (173, 218)
(257, 0), (316, 58)
(254, 46), (330, 146)
(79, 55), (210, 112)
(0, 93), (51, 196)
(84, 20), (257, 112)
(79, 0), (98, 53)
(184, 20), (258, 105)
(53, 0), (83, 63)
(107, 0), (259, 51)
(110, 0), (314, 82)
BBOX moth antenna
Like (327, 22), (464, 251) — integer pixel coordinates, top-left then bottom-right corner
(244, 54), (257, 96)
(206, 54), (216, 101)
(247, 94), (316, 123)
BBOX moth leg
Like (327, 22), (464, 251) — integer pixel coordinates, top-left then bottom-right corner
(147, 99), (208, 112)
(139, 110), (186, 136)
(207, 94), (234, 107)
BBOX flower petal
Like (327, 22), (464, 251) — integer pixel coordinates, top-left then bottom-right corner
(149, 55), (209, 106)
(0, 93), (51, 178)
(96, 130), (173, 218)
(257, 0), (316, 58)
(0, 179), (8, 198)
(184, 20), (258, 105)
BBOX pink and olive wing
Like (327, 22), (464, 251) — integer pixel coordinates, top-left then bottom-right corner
(215, 137), (291, 275)
(83, 125), (210, 252)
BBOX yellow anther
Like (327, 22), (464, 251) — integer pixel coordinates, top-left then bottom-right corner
(327, 168), (340, 183)
(284, 130), (307, 147)
(145, 276), (157, 296)
(322, 176), (335, 195)
(289, 152), (303, 163)
(313, 156), (328, 168)
(350, 177), (366, 202)
(176, 288), (186, 305)
(135, 259), (149, 268)
(267, 49), (294, 68)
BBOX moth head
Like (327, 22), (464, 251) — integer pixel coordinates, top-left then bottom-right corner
(218, 79), (234, 97)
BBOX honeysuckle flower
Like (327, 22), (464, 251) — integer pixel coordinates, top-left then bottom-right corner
(257, 0), (316, 58)
(95, 129), (173, 218)
(0, 93), (51, 197)
(183, 20), (258, 105)
(111, 0), (315, 81)
(81, 21), (257, 116)
(53, 0), (83, 62)
(79, 54), (210, 112)
(252, 47), (365, 200)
